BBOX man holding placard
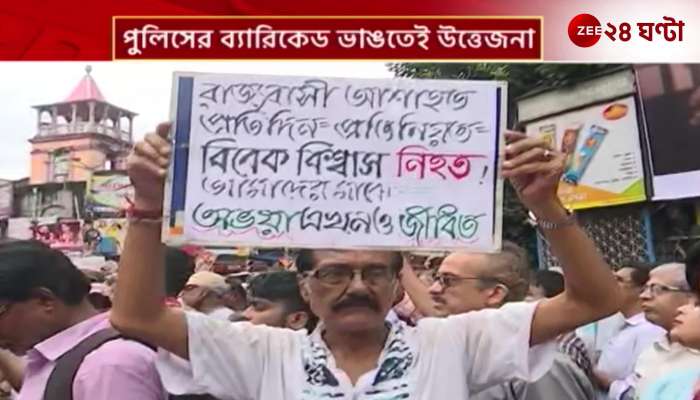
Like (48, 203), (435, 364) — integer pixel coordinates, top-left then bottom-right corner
(111, 108), (622, 398)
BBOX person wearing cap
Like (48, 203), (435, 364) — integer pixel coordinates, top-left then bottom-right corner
(236, 271), (316, 331)
(179, 271), (234, 321)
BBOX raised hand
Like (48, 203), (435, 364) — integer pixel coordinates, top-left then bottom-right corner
(127, 122), (172, 211)
(501, 130), (566, 217)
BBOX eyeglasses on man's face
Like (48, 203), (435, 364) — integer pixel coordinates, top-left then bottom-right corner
(641, 283), (690, 297)
(309, 265), (395, 287)
(433, 273), (504, 290)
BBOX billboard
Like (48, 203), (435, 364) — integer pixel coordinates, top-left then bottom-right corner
(525, 96), (647, 210)
(85, 171), (134, 217)
(636, 64), (700, 200)
(31, 219), (83, 251)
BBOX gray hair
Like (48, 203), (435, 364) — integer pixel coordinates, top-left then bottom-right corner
(651, 263), (690, 290)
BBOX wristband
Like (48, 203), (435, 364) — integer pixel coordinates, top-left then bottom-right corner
(126, 204), (163, 220)
(528, 208), (576, 230)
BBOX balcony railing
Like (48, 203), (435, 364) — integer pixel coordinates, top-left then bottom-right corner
(37, 122), (131, 142)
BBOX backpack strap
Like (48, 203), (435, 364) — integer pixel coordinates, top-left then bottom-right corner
(43, 328), (122, 400)
(42, 327), (219, 400)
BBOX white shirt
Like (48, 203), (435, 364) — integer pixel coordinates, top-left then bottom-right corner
(207, 306), (234, 321)
(156, 301), (555, 400)
(577, 313), (626, 360)
(595, 313), (665, 400)
(610, 335), (700, 400)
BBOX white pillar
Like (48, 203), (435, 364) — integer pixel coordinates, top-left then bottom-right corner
(88, 101), (95, 129)
(36, 108), (43, 134)
(116, 110), (123, 138)
(71, 103), (77, 131)
(50, 106), (58, 136)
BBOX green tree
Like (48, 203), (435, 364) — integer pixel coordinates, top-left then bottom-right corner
(389, 63), (624, 264)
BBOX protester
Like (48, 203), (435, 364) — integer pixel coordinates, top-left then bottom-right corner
(0, 240), (166, 400)
(593, 262), (665, 398)
(109, 123), (623, 399)
(428, 240), (531, 316)
(233, 271), (316, 331)
(670, 242), (700, 348)
(401, 243), (596, 400)
(607, 263), (699, 400)
(179, 271), (234, 320)
(527, 269), (565, 301)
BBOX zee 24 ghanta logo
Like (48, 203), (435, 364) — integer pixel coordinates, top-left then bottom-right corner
(567, 13), (684, 47)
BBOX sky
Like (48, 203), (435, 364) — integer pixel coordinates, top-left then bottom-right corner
(0, 61), (393, 180)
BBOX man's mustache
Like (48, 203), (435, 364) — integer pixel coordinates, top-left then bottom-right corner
(332, 295), (379, 312)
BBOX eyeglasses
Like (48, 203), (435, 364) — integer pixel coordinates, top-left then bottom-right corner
(309, 266), (395, 287)
(434, 273), (505, 290)
(641, 283), (690, 297)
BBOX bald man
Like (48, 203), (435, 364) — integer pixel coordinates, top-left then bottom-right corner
(401, 242), (596, 400)
(427, 241), (530, 315)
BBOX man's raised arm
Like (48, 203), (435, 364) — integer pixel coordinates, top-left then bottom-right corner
(110, 122), (190, 359)
(502, 131), (623, 346)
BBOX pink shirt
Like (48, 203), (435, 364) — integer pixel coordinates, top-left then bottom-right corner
(18, 313), (166, 400)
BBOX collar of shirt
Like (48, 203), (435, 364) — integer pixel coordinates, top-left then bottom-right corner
(623, 312), (647, 327)
(308, 318), (415, 391)
(654, 335), (700, 355)
(30, 313), (110, 363)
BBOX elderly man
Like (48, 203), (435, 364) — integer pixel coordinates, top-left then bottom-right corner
(111, 123), (622, 399)
(401, 242), (597, 400)
(602, 263), (699, 399)
(593, 262), (665, 399)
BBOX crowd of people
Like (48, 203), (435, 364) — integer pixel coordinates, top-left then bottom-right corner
(0, 125), (698, 399)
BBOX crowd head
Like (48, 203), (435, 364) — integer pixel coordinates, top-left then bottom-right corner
(670, 242), (700, 347)
(640, 262), (694, 331)
(615, 260), (652, 311)
(295, 249), (402, 333)
(428, 241), (530, 315)
(240, 270), (316, 331)
(0, 240), (93, 355)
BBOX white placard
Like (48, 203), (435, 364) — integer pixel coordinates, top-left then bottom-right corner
(164, 72), (506, 252)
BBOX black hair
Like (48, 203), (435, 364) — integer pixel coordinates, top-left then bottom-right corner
(248, 271), (306, 312)
(295, 249), (403, 275)
(226, 277), (248, 299)
(0, 240), (90, 305)
(619, 260), (653, 287)
(686, 242), (700, 294)
(533, 270), (564, 298)
(164, 247), (195, 297)
(248, 271), (318, 331)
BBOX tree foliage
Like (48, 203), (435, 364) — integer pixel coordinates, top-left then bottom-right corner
(388, 63), (624, 264)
